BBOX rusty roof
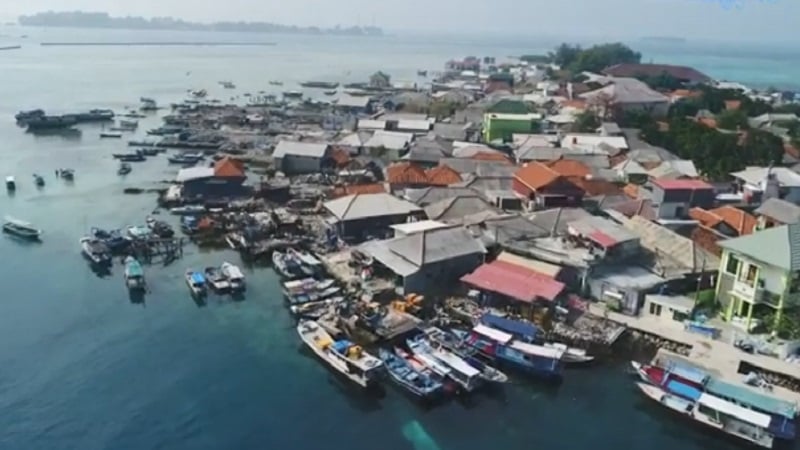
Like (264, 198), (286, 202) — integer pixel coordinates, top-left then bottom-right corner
(330, 183), (386, 198)
(213, 157), (245, 177)
(386, 162), (428, 185)
(514, 162), (561, 190)
(425, 165), (464, 186)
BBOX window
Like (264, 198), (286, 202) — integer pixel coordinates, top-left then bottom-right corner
(649, 302), (662, 316)
(725, 254), (740, 275)
(738, 263), (758, 286)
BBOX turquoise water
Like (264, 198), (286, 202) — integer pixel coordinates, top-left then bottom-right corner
(0, 28), (798, 450)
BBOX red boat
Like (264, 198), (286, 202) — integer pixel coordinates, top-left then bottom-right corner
(630, 361), (708, 393)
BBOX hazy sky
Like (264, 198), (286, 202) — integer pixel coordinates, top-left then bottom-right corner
(2, 0), (796, 41)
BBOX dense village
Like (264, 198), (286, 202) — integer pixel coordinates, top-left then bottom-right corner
(11, 41), (800, 448)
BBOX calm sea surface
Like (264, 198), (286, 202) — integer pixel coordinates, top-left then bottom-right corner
(0, 27), (798, 450)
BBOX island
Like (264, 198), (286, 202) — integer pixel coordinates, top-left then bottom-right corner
(18, 11), (383, 37)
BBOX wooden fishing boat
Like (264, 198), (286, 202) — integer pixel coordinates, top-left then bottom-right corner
(379, 348), (443, 399)
(424, 327), (509, 384)
(407, 334), (483, 393)
(297, 320), (383, 388)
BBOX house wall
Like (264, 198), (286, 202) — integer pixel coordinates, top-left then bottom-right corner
(616, 101), (669, 118)
(651, 186), (715, 219)
(484, 117), (540, 142)
(337, 212), (426, 242)
(403, 252), (485, 294)
(278, 155), (323, 174)
(587, 277), (646, 315)
(183, 177), (247, 198)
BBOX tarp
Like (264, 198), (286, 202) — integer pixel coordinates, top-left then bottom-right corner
(665, 379), (701, 401)
(332, 340), (352, 354)
(191, 272), (205, 284)
(668, 365), (709, 385)
(479, 314), (538, 341)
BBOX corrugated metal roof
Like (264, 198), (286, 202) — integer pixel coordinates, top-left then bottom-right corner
(272, 140), (330, 158)
(363, 130), (413, 150)
(176, 167), (214, 182)
(323, 193), (422, 221)
(719, 223), (800, 271)
(461, 260), (565, 302)
(336, 94), (371, 108)
(495, 251), (562, 278)
(754, 198), (800, 225)
(357, 119), (387, 131)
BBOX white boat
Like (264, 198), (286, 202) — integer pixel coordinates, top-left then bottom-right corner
(544, 342), (594, 364)
(170, 205), (206, 216)
(2, 217), (42, 240)
(221, 262), (245, 291)
(124, 256), (146, 291)
(407, 335), (483, 392)
(297, 320), (383, 388)
(636, 382), (774, 448)
(80, 237), (112, 266)
(5, 176), (16, 191)
(204, 266), (231, 292)
(185, 270), (207, 297)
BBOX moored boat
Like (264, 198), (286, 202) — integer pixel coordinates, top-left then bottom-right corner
(33, 174), (45, 187)
(80, 237), (112, 266)
(169, 205), (206, 216)
(379, 348), (443, 399)
(185, 270), (207, 297)
(425, 327), (509, 384)
(283, 90), (303, 99)
(124, 256), (146, 291)
(543, 342), (594, 364)
(167, 153), (204, 164)
(407, 334), (483, 393)
(117, 162), (132, 175)
(272, 250), (304, 279)
(101, 132), (124, 139)
(299, 81), (339, 89)
(59, 169), (75, 180)
(2, 217), (42, 240)
(5, 176), (15, 191)
(297, 319), (384, 388)
(221, 262), (245, 291)
(204, 266), (231, 292)
(112, 151), (146, 162)
(90, 227), (130, 252)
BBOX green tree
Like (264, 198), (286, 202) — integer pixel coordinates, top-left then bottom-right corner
(637, 72), (682, 91)
(566, 43), (642, 73)
(519, 54), (550, 64)
(549, 43), (582, 67)
(571, 111), (601, 132)
(716, 110), (749, 130)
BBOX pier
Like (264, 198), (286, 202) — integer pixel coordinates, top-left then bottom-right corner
(127, 237), (185, 265)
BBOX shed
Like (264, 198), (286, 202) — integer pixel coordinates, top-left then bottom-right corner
(461, 260), (566, 304)
(272, 141), (331, 174)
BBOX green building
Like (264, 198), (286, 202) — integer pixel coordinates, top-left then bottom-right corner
(715, 223), (800, 334)
(482, 113), (542, 143)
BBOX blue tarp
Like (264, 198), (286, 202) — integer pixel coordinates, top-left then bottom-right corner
(769, 415), (797, 440)
(191, 272), (205, 284)
(666, 379), (702, 401)
(479, 314), (538, 341)
(668, 365), (709, 385)
(332, 340), (352, 354)
(705, 377), (798, 419)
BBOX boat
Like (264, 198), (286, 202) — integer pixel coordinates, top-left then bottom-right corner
(2, 217), (42, 240)
(169, 205), (206, 216)
(323, 90), (337, 96)
(112, 151), (146, 162)
(543, 342), (594, 364)
(124, 256), (146, 291)
(272, 250), (304, 279)
(5, 176), (15, 191)
(75, 109), (114, 122)
(283, 278), (342, 306)
(80, 237), (112, 266)
(417, 70), (428, 77)
(15, 109), (45, 123)
(454, 326), (564, 383)
(219, 81), (236, 89)
(407, 334), (483, 393)
(58, 169), (74, 180)
(299, 81), (339, 89)
(185, 270), (207, 297)
(125, 225), (152, 241)
(101, 132), (123, 139)
(379, 348), (443, 399)
(26, 115), (78, 130)
(269, 80), (283, 86)
(287, 247), (322, 275)
(117, 163), (132, 175)
(190, 89), (207, 98)
(479, 313), (592, 364)
(290, 297), (343, 319)
(635, 382), (775, 448)
(393, 347), (454, 392)
(221, 262), (245, 291)
(297, 320), (384, 388)
(167, 153), (204, 164)
(90, 228), (130, 252)
(204, 266), (231, 292)
(33, 174), (44, 187)
(424, 328), (509, 384)
(283, 90), (303, 99)
(146, 217), (174, 238)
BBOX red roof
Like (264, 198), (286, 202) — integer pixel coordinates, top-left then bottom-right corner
(514, 162), (560, 190)
(425, 165), (463, 186)
(461, 260), (565, 303)
(386, 162), (428, 184)
(213, 157), (245, 177)
(330, 183), (386, 198)
(545, 159), (591, 178)
(652, 178), (712, 190)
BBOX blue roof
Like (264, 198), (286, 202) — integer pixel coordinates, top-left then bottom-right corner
(668, 365), (709, 385)
(191, 272), (205, 284)
(705, 377), (798, 419)
(666, 379), (702, 401)
(479, 314), (538, 341)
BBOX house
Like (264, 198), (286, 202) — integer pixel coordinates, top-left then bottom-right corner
(486, 98), (528, 115)
(732, 167), (800, 205)
(715, 223), (800, 334)
(424, 165), (463, 186)
(649, 178), (715, 220)
(323, 193), (425, 241)
(560, 133), (629, 153)
(613, 159), (649, 184)
(272, 141), (332, 174)
(754, 198), (800, 229)
(567, 215), (641, 260)
(363, 131), (414, 159)
(403, 186), (479, 206)
(748, 113), (799, 130)
(176, 157), (247, 198)
(401, 138), (452, 166)
(598, 122), (623, 136)
(647, 160), (699, 180)
(357, 119), (387, 131)
(587, 265), (667, 315)
(430, 123), (472, 141)
(579, 78), (670, 119)
(329, 183), (386, 199)
(335, 131), (373, 155)
(424, 195), (499, 224)
(485, 73), (514, 94)
(334, 94), (372, 114)
(385, 162), (429, 189)
(689, 206), (757, 237)
(483, 113), (543, 142)
(461, 260), (566, 319)
(601, 63), (711, 85)
(359, 225), (486, 293)
(512, 162), (586, 209)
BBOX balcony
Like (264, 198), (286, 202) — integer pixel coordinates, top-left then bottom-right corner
(731, 280), (782, 307)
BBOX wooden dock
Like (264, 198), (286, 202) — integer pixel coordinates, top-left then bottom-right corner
(127, 237), (185, 264)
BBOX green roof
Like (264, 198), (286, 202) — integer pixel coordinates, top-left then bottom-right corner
(486, 99), (528, 115)
(719, 223), (800, 271)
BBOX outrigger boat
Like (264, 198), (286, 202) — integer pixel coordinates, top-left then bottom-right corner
(297, 320), (384, 388)
(379, 348), (443, 399)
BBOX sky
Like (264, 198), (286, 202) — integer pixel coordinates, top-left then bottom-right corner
(2, 0), (797, 42)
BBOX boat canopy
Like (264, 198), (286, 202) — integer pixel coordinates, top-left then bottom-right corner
(666, 379), (701, 401)
(768, 415), (797, 441)
(668, 364), (709, 385)
(705, 377), (798, 419)
(509, 341), (564, 360)
(480, 313), (538, 341)
(125, 258), (144, 277)
(223, 263), (244, 279)
(472, 324), (514, 345)
(697, 393), (772, 428)
(431, 349), (480, 377)
(191, 272), (206, 284)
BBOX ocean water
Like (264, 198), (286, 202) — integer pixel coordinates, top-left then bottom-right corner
(0, 27), (798, 450)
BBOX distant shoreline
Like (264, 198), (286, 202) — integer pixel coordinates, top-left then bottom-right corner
(39, 42), (277, 47)
(18, 11), (383, 37)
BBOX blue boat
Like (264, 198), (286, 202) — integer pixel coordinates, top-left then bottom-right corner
(454, 326), (563, 383)
(479, 313), (538, 342)
(185, 270), (207, 297)
(124, 256), (146, 291)
(379, 348), (443, 399)
(91, 227), (130, 253)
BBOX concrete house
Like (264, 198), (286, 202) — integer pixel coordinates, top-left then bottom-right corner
(323, 193), (425, 242)
(272, 141), (332, 174)
(716, 223), (800, 334)
(732, 167), (800, 205)
(580, 78), (670, 119)
(649, 178), (715, 220)
(754, 198), (800, 230)
(176, 157), (248, 199)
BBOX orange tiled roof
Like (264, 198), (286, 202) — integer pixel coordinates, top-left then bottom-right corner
(689, 207), (723, 228)
(213, 157), (245, 177)
(690, 206), (756, 236)
(330, 183), (386, 198)
(386, 162), (428, 185)
(561, 99), (587, 109)
(425, 165), (463, 186)
(725, 100), (742, 111)
(545, 159), (591, 178)
(567, 177), (622, 196)
(623, 183), (640, 199)
(514, 162), (560, 190)
(471, 151), (512, 163)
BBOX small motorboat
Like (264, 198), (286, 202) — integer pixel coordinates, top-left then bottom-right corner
(220, 262), (245, 291)
(58, 169), (75, 180)
(283, 90), (303, 99)
(272, 250), (299, 279)
(379, 348), (443, 399)
(124, 256), (146, 291)
(169, 205), (206, 216)
(323, 90), (337, 96)
(269, 80), (283, 86)
(290, 297), (344, 319)
(5, 176), (16, 191)
(3, 217), (42, 240)
(139, 148), (160, 156)
(417, 70), (428, 77)
(204, 266), (231, 292)
(80, 237), (112, 266)
(33, 174), (45, 187)
(185, 270), (207, 297)
(167, 153), (204, 164)
(117, 163), (132, 175)
(100, 132), (123, 139)
(125, 225), (152, 241)
(91, 227), (130, 252)
(146, 217), (175, 238)
(112, 151), (146, 162)
(544, 342), (595, 364)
